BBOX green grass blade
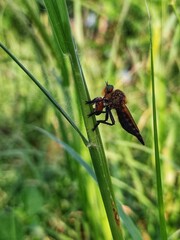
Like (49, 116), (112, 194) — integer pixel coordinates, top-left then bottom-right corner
(36, 127), (96, 181)
(117, 201), (142, 240)
(145, 1), (167, 239)
(168, 229), (180, 240)
(43, 1), (124, 239)
(37, 126), (144, 240)
(0, 42), (88, 146)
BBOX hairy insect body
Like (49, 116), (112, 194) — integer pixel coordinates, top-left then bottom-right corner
(94, 98), (104, 115)
(106, 90), (144, 145)
(108, 90), (126, 109)
(86, 83), (145, 145)
(116, 107), (144, 145)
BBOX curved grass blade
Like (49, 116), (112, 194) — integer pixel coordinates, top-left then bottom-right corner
(37, 127), (143, 240)
(0, 43), (88, 146)
(117, 201), (142, 240)
(36, 127), (96, 181)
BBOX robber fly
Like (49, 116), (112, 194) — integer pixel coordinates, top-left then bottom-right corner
(86, 83), (145, 145)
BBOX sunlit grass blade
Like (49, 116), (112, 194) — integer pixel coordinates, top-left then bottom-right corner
(168, 229), (180, 240)
(145, 1), (167, 239)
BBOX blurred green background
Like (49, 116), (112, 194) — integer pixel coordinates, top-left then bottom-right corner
(0, 0), (179, 239)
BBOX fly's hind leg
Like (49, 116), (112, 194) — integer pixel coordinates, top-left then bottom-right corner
(92, 108), (115, 131)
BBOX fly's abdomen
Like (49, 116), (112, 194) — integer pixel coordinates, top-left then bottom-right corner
(116, 106), (145, 145)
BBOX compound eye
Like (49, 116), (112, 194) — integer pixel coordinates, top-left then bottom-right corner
(106, 84), (114, 93)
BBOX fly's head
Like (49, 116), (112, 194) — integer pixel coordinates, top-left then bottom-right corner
(103, 82), (114, 99)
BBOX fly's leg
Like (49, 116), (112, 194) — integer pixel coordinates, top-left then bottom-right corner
(92, 108), (115, 131)
(88, 110), (106, 117)
(86, 97), (103, 105)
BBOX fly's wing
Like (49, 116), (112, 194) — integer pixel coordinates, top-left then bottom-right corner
(116, 105), (145, 145)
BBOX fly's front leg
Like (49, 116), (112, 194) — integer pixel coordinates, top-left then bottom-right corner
(86, 97), (103, 105)
(88, 110), (106, 117)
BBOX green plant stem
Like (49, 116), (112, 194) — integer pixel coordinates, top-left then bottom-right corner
(43, 1), (124, 239)
(70, 36), (124, 240)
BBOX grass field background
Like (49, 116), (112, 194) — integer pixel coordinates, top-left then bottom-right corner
(0, 0), (179, 239)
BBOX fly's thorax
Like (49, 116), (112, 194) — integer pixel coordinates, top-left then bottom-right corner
(109, 90), (127, 109)
(104, 92), (113, 100)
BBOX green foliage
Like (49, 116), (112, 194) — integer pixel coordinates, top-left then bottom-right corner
(0, 0), (179, 239)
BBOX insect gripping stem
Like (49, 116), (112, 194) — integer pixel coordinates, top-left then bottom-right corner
(86, 83), (145, 145)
